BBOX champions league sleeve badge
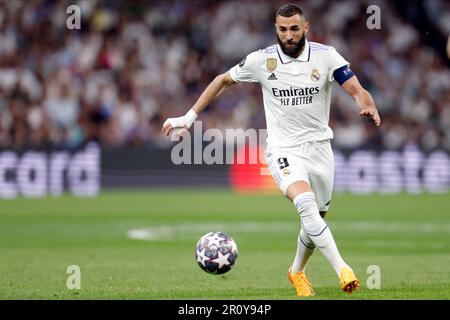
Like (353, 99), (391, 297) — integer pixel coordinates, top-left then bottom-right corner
(266, 58), (277, 72)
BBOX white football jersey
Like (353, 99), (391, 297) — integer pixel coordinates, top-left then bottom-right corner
(229, 39), (349, 148)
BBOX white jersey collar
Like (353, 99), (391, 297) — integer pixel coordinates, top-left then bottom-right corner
(276, 39), (311, 64)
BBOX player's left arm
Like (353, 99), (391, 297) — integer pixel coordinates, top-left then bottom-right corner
(341, 75), (381, 127)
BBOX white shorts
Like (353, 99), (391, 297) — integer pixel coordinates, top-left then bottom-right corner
(265, 140), (334, 212)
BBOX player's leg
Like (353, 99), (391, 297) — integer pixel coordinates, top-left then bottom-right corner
(291, 227), (315, 272)
(287, 181), (359, 294)
(286, 181), (315, 274)
(265, 151), (316, 273)
(302, 141), (359, 293)
(265, 148), (315, 296)
(290, 210), (326, 274)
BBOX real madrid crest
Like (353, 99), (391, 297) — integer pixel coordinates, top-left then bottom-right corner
(266, 58), (277, 72)
(311, 68), (320, 82)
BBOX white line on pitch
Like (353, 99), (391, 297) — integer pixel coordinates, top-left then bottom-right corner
(127, 221), (450, 241)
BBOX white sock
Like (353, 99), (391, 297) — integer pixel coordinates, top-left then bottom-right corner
(291, 227), (315, 273)
(293, 192), (350, 275)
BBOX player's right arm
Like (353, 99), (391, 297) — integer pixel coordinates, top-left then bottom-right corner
(162, 50), (260, 136)
(161, 72), (236, 136)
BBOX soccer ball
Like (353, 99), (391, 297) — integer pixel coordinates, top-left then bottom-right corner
(195, 231), (238, 274)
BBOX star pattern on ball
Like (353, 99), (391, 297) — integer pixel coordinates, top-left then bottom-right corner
(197, 251), (207, 267)
(208, 236), (224, 248)
(211, 250), (231, 269)
(196, 232), (237, 274)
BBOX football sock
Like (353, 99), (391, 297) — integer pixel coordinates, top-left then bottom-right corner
(293, 192), (350, 275)
(291, 227), (315, 273)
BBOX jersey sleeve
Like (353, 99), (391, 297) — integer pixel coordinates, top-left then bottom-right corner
(228, 51), (260, 83)
(327, 48), (350, 82)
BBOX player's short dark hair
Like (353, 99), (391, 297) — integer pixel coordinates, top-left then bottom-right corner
(276, 3), (304, 18)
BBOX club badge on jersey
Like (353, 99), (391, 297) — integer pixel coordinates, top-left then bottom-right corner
(311, 68), (320, 82)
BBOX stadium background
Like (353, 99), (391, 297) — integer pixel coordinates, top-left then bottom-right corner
(0, 0), (449, 300)
(1, 0), (449, 193)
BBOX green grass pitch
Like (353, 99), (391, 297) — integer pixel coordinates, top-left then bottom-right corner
(0, 189), (449, 299)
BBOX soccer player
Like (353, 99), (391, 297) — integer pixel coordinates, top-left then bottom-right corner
(162, 4), (381, 296)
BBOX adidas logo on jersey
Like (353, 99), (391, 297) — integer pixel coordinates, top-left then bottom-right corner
(268, 73), (278, 80)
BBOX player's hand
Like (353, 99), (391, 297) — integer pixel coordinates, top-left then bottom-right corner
(359, 108), (381, 127)
(162, 116), (187, 136)
(161, 109), (198, 137)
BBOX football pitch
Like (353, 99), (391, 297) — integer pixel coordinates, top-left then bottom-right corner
(0, 189), (449, 300)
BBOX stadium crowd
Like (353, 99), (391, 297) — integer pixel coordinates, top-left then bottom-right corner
(0, 0), (449, 151)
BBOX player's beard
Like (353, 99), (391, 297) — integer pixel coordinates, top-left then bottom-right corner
(277, 32), (306, 58)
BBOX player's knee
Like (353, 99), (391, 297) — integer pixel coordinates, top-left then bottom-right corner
(293, 191), (317, 214)
(286, 181), (311, 201)
(293, 192), (326, 233)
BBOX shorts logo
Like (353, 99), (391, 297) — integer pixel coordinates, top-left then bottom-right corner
(311, 68), (320, 81)
(282, 168), (291, 176)
(266, 58), (277, 72)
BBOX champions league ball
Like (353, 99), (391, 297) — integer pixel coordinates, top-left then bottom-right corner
(195, 232), (238, 274)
